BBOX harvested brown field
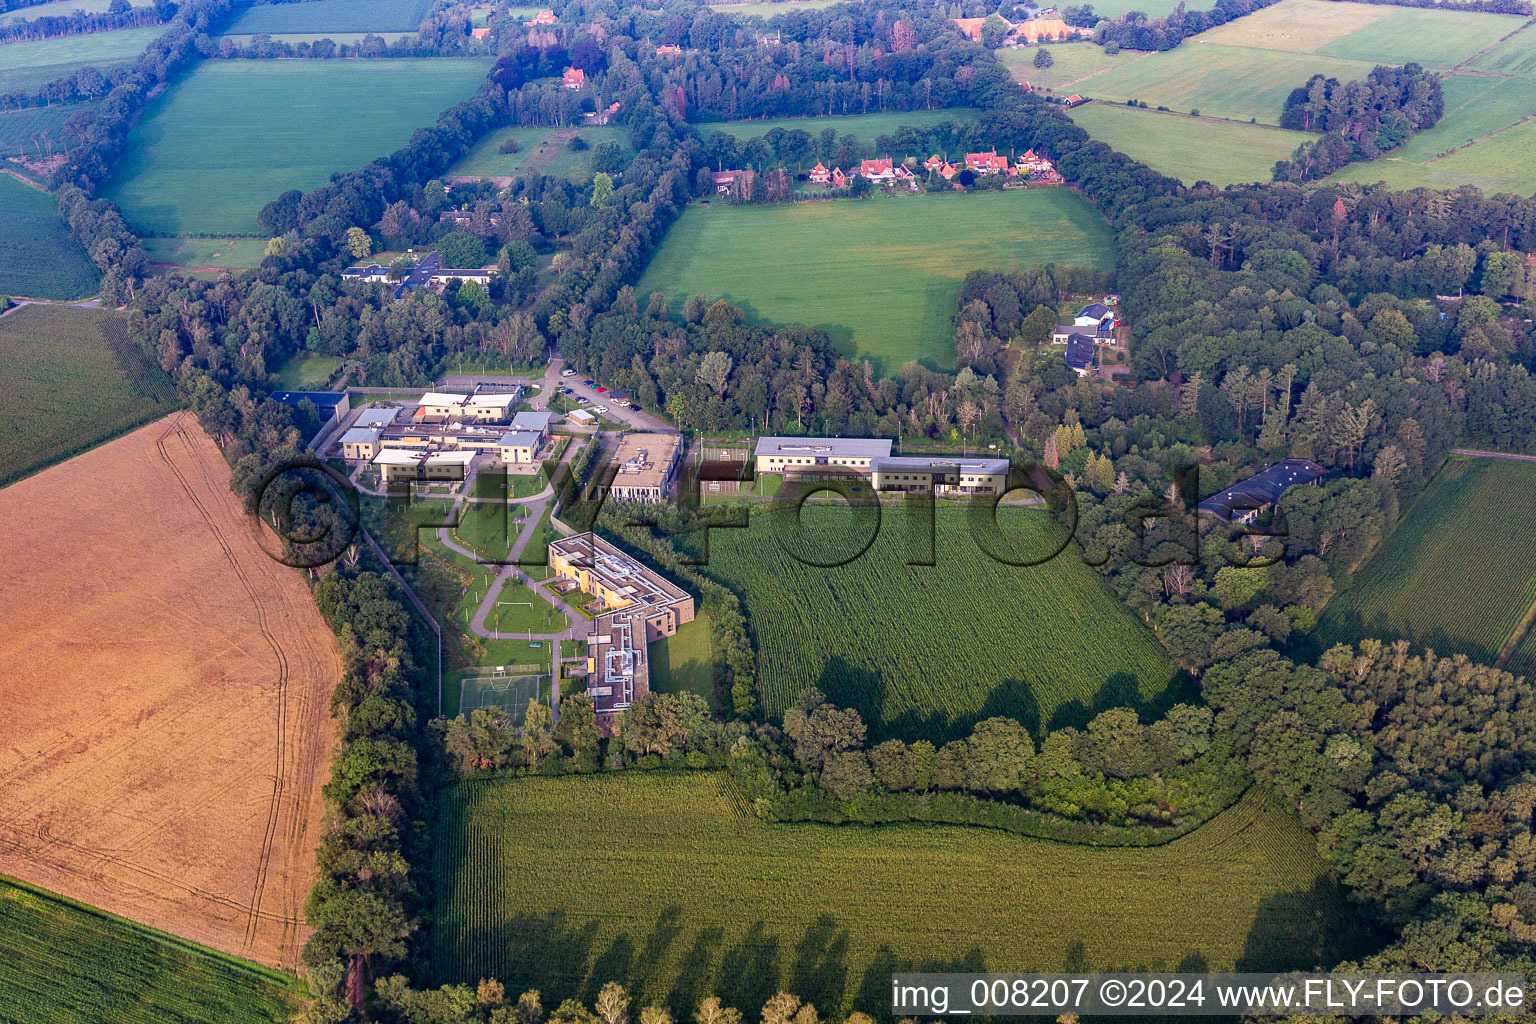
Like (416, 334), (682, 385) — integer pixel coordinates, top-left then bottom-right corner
(0, 413), (338, 970)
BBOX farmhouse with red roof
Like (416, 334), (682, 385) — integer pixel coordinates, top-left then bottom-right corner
(562, 67), (585, 89)
(809, 163), (830, 184)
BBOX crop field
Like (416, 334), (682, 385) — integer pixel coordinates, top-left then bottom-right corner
(698, 108), (979, 145)
(1080, 44), (1379, 124)
(1470, 22), (1536, 75)
(219, 0), (436, 35)
(649, 615), (715, 708)
(0, 876), (299, 1024)
(0, 174), (100, 300)
(684, 504), (1178, 741)
(430, 774), (1379, 1015)
(0, 305), (175, 484)
(0, 100), (97, 159)
(0, 26), (160, 95)
(0, 0), (150, 25)
(636, 189), (1114, 372)
(997, 43), (1148, 92)
(0, 415), (339, 969)
(1067, 103), (1311, 184)
(103, 59), (491, 235)
(1316, 457), (1536, 665)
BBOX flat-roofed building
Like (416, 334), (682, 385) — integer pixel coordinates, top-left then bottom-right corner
(497, 429), (541, 463)
(415, 391), (519, 422)
(509, 409), (553, 441)
(549, 533), (696, 727)
(607, 432), (682, 504)
(872, 455), (1011, 496)
(269, 389), (350, 422)
(372, 448), (476, 482)
(353, 406), (400, 429)
(753, 436), (892, 476)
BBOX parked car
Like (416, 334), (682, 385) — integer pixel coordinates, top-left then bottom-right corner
(595, 386), (608, 393)
(582, 379), (595, 387)
(614, 399), (631, 408)
(576, 396), (590, 405)
(558, 386), (573, 395)
(594, 405), (610, 415)
(561, 368), (576, 376)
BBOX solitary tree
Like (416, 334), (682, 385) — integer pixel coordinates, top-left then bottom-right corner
(1034, 47), (1054, 68)
(345, 226), (371, 260)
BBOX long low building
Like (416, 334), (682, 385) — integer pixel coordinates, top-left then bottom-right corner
(336, 395), (552, 465)
(416, 391), (519, 422)
(549, 533), (696, 727)
(1197, 459), (1326, 524)
(871, 455), (1011, 497)
(753, 436), (892, 476)
(373, 448), (476, 483)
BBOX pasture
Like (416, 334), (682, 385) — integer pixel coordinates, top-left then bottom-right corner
(708, 0), (844, 15)
(686, 504), (1178, 742)
(219, 0), (436, 35)
(449, 124), (630, 182)
(1067, 103), (1311, 185)
(1469, 22), (1536, 75)
(698, 107), (979, 145)
(636, 189), (1115, 372)
(997, 42), (1148, 92)
(0, 305), (173, 484)
(142, 235), (270, 272)
(0, 415), (339, 969)
(430, 773), (1379, 1016)
(1316, 457), (1536, 666)
(0, 0), (149, 25)
(0, 25), (160, 95)
(103, 59), (490, 235)
(219, 31), (415, 44)
(0, 876), (299, 1024)
(0, 173), (100, 300)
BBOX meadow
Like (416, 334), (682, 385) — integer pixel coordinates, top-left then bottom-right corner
(684, 504), (1179, 741)
(0, 0), (148, 25)
(141, 235), (270, 271)
(218, 0), (436, 35)
(708, 0), (844, 16)
(450, 124), (632, 182)
(697, 107), (979, 145)
(1469, 22), (1536, 75)
(996, 42), (1148, 92)
(103, 59), (491, 234)
(429, 773), (1379, 1016)
(636, 189), (1115, 372)
(1316, 457), (1536, 666)
(1067, 103), (1312, 185)
(0, 172), (100, 300)
(0, 876), (298, 1024)
(0, 25), (160, 95)
(0, 305), (175, 484)
(1078, 0), (1190, 17)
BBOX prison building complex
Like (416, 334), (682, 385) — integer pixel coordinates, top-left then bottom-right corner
(269, 390), (350, 422)
(373, 449), (477, 483)
(605, 432), (683, 504)
(1197, 459), (1327, 524)
(549, 533), (695, 728)
(871, 455), (1011, 496)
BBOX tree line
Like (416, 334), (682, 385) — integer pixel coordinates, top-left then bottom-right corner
(1274, 64), (1444, 183)
(0, 0), (170, 45)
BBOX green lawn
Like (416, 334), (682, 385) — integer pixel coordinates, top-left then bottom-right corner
(0, 173), (100, 300)
(449, 124), (631, 182)
(1316, 457), (1536, 666)
(273, 352), (343, 390)
(102, 59), (491, 235)
(445, 125), (553, 177)
(684, 504), (1179, 742)
(0, 305), (176, 485)
(0, 25), (161, 94)
(649, 614), (716, 709)
(697, 108), (979, 146)
(997, 43), (1149, 93)
(142, 236), (270, 271)
(218, 0), (435, 34)
(430, 774), (1380, 1017)
(1068, 102), (1312, 185)
(636, 190), (1114, 372)
(0, 875), (298, 1024)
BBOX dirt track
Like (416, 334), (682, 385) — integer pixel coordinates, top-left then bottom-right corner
(0, 414), (338, 970)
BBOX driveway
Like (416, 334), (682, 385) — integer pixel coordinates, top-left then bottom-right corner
(548, 355), (677, 432)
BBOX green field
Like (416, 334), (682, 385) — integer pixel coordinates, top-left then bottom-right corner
(1469, 22), (1536, 75)
(0, 875), (298, 1024)
(697, 108), (979, 146)
(0, 173), (100, 299)
(649, 614), (716, 708)
(219, 0), (435, 34)
(103, 59), (490, 235)
(685, 505), (1178, 740)
(430, 773), (1379, 1015)
(1076, 0), (1195, 17)
(273, 352), (343, 389)
(0, 25), (160, 95)
(1193, 0), (1522, 65)
(636, 190), (1114, 372)
(0, 0), (150, 25)
(219, 30), (415, 44)
(458, 671), (544, 721)
(1331, 116), (1536, 193)
(0, 304), (176, 484)
(1068, 103), (1312, 184)
(708, 0), (844, 15)
(450, 124), (631, 182)
(0, 100), (97, 159)
(142, 235), (270, 272)
(1316, 457), (1536, 666)
(997, 43), (1148, 93)
(1080, 44), (1380, 124)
